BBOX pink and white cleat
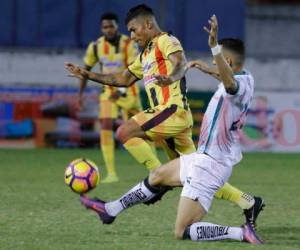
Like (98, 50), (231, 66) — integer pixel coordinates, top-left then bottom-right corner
(80, 195), (115, 224)
(242, 223), (264, 244)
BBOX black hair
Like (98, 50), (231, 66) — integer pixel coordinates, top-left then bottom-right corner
(101, 12), (119, 24)
(125, 4), (154, 25)
(218, 38), (245, 62)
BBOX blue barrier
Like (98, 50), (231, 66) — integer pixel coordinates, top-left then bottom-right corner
(0, 0), (245, 50)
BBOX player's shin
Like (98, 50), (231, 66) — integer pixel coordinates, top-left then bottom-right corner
(183, 222), (243, 241)
(215, 182), (255, 210)
(123, 137), (161, 170)
(101, 130), (116, 177)
(105, 177), (161, 216)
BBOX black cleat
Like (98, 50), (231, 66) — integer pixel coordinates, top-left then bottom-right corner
(243, 196), (265, 228)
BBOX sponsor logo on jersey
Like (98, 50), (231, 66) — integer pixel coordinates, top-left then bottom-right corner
(143, 74), (156, 86)
(100, 57), (123, 68)
(142, 61), (154, 73)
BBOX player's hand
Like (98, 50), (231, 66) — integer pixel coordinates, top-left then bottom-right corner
(154, 75), (173, 86)
(188, 60), (210, 72)
(65, 63), (89, 80)
(188, 60), (219, 75)
(203, 14), (218, 48)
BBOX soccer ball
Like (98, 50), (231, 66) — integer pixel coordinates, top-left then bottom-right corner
(64, 158), (100, 194)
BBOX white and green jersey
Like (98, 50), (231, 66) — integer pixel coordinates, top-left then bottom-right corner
(197, 70), (254, 167)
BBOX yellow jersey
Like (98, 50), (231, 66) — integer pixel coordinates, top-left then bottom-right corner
(128, 33), (188, 109)
(83, 34), (139, 97)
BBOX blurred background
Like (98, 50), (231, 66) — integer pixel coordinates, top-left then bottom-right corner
(0, 0), (300, 152)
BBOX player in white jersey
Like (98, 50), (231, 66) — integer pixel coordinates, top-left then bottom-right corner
(197, 70), (254, 167)
(79, 15), (263, 244)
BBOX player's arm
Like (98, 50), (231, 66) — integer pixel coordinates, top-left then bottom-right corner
(79, 65), (92, 104)
(65, 63), (138, 87)
(154, 51), (187, 86)
(168, 51), (188, 82)
(204, 15), (237, 94)
(79, 42), (100, 106)
(188, 60), (220, 80)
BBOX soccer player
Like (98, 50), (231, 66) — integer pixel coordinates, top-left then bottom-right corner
(79, 13), (142, 183)
(67, 5), (196, 171)
(66, 5), (264, 225)
(79, 14), (264, 244)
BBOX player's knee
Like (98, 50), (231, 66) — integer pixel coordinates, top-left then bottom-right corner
(149, 168), (164, 186)
(116, 124), (129, 143)
(174, 228), (184, 240)
(100, 118), (113, 130)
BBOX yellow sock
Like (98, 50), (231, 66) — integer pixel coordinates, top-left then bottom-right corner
(101, 130), (116, 176)
(124, 137), (161, 170)
(215, 182), (254, 209)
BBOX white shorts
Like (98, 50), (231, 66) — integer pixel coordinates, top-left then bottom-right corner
(179, 152), (232, 212)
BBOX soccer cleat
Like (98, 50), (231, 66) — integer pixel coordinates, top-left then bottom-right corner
(80, 195), (115, 224)
(101, 175), (119, 184)
(242, 223), (264, 244)
(243, 196), (265, 228)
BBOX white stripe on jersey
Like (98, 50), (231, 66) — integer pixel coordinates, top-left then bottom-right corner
(197, 70), (254, 167)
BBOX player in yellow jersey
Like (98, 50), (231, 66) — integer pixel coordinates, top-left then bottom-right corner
(79, 13), (142, 183)
(66, 4), (264, 220)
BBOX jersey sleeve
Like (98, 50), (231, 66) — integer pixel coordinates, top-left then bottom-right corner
(128, 53), (143, 79)
(158, 35), (183, 58)
(126, 40), (139, 65)
(225, 74), (254, 104)
(83, 42), (98, 67)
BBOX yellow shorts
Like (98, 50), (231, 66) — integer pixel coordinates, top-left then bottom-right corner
(132, 104), (196, 157)
(99, 92), (142, 120)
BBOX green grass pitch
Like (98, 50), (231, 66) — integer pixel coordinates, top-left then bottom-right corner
(0, 149), (299, 250)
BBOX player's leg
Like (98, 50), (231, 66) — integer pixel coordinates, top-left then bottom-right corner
(143, 109), (195, 204)
(148, 158), (182, 186)
(215, 183), (265, 226)
(116, 118), (162, 170)
(179, 206), (263, 243)
(159, 138), (180, 160)
(174, 123), (264, 226)
(215, 183), (254, 209)
(91, 155), (181, 214)
(177, 198), (262, 244)
(175, 196), (206, 239)
(117, 97), (133, 122)
(80, 158), (181, 223)
(173, 127), (196, 156)
(115, 87), (141, 112)
(172, 152), (241, 241)
(117, 104), (194, 171)
(99, 97), (118, 183)
(116, 105), (183, 171)
(118, 94), (159, 161)
(106, 158), (181, 216)
(176, 154), (263, 244)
